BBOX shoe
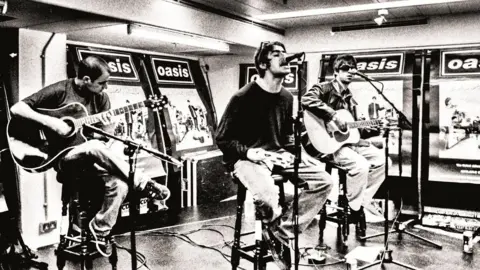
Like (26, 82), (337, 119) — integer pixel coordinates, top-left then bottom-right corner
(262, 226), (291, 270)
(352, 207), (366, 240)
(88, 219), (112, 257)
(145, 180), (171, 200)
(305, 248), (326, 265)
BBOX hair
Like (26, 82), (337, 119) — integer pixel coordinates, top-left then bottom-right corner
(333, 54), (357, 72)
(254, 41), (286, 78)
(77, 55), (110, 81)
(445, 97), (451, 106)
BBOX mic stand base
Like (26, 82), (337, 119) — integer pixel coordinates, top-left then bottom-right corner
(361, 219), (442, 249)
(357, 249), (420, 270)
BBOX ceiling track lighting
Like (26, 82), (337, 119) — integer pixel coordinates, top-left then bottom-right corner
(255, 0), (465, 20)
(127, 23), (230, 52)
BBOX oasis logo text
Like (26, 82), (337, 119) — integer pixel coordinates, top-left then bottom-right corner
(354, 53), (403, 75)
(442, 50), (480, 76)
(151, 58), (193, 84)
(77, 49), (139, 81)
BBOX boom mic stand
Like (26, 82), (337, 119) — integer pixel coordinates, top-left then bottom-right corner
(292, 53), (306, 270)
(360, 77), (442, 250)
(356, 78), (420, 270)
(84, 124), (181, 270)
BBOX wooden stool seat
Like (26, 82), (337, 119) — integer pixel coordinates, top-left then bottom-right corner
(54, 172), (118, 270)
(231, 174), (291, 270)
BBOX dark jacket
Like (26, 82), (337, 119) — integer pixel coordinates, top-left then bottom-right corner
(368, 102), (384, 119)
(301, 80), (378, 145)
(301, 80), (358, 122)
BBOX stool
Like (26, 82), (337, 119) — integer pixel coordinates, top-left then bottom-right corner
(231, 174), (291, 270)
(318, 163), (352, 247)
(55, 172), (118, 270)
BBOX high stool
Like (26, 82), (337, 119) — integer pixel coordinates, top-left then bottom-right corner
(231, 174), (291, 270)
(55, 171), (118, 270)
(318, 163), (353, 247)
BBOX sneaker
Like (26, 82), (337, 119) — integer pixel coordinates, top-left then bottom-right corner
(262, 226), (291, 270)
(88, 219), (112, 257)
(145, 180), (171, 200)
(304, 248), (326, 265)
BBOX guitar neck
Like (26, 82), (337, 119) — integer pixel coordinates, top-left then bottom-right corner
(76, 101), (146, 126)
(347, 120), (382, 129)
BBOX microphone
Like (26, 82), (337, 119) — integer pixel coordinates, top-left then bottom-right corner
(353, 70), (375, 81)
(285, 52), (305, 63)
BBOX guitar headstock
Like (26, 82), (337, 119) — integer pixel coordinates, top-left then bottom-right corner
(146, 95), (169, 111)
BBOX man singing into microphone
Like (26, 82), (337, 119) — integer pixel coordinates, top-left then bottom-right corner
(216, 41), (332, 269)
(301, 54), (387, 240)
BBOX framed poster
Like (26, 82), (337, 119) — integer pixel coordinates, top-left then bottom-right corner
(160, 88), (214, 151)
(105, 84), (166, 178)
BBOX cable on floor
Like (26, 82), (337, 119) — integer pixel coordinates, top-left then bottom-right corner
(114, 242), (151, 270)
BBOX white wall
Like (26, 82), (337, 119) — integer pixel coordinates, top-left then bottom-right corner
(206, 13), (480, 120)
(18, 29), (66, 249)
(202, 55), (252, 121)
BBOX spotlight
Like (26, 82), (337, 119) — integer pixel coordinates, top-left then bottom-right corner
(374, 16), (386, 26)
(0, 1), (7, 15)
(374, 9), (388, 26)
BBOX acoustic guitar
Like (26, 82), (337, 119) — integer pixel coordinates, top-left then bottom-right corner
(7, 95), (168, 173)
(304, 109), (384, 154)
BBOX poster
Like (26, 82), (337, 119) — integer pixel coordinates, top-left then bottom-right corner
(105, 84), (166, 178)
(428, 80), (480, 183)
(160, 88), (214, 151)
(350, 80), (411, 176)
(437, 80), (480, 159)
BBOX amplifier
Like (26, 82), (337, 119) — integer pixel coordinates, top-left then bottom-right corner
(181, 150), (235, 207)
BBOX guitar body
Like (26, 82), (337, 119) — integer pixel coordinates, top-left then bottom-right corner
(304, 109), (360, 154)
(7, 103), (89, 173)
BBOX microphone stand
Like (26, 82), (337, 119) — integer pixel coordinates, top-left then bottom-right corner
(360, 78), (442, 249)
(292, 54), (306, 270)
(356, 79), (419, 270)
(84, 124), (181, 270)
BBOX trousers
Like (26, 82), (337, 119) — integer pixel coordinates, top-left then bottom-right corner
(233, 159), (332, 238)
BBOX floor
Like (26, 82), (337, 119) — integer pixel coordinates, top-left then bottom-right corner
(24, 200), (480, 269)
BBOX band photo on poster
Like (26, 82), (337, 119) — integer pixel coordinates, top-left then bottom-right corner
(161, 87), (213, 151)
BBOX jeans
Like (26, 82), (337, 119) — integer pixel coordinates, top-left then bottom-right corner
(327, 144), (386, 211)
(57, 140), (150, 236)
(233, 159), (332, 238)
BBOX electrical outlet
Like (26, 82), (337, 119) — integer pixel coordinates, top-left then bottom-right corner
(39, 220), (57, 234)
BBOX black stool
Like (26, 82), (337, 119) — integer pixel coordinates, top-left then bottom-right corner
(318, 163), (353, 247)
(55, 171), (118, 270)
(231, 174), (291, 270)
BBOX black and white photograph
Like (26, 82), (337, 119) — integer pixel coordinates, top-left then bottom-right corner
(4, 1), (480, 270)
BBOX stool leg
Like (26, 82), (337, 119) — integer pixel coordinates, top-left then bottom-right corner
(109, 237), (118, 270)
(339, 174), (349, 244)
(254, 220), (263, 270)
(231, 185), (246, 270)
(318, 205), (327, 245)
(56, 202), (69, 270)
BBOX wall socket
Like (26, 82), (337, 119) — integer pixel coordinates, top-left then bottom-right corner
(39, 220), (57, 234)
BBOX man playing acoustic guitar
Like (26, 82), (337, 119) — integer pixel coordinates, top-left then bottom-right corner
(301, 54), (387, 240)
(216, 41), (333, 269)
(9, 56), (170, 256)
